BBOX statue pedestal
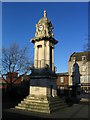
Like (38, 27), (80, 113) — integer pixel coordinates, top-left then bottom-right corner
(15, 69), (67, 113)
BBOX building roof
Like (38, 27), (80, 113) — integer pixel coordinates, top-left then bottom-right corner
(31, 10), (58, 45)
(38, 10), (52, 25)
(69, 51), (90, 61)
(57, 72), (69, 76)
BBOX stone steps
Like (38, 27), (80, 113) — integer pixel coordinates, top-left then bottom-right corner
(20, 100), (65, 106)
(15, 106), (50, 113)
(23, 98), (48, 103)
(18, 101), (66, 108)
(22, 98), (63, 104)
(16, 103), (67, 113)
(15, 96), (68, 113)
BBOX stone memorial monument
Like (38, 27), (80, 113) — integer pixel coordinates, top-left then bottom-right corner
(71, 60), (81, 101)
(15, 10), (67, 113)
(72, 60), (81, 85)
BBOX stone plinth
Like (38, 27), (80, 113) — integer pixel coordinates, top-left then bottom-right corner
(15, 68), (68, 113)
(29, 68), (57, 96)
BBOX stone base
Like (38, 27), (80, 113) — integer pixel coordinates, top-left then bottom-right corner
(15, 95), (67, 113)
(15, 71), (67, 113)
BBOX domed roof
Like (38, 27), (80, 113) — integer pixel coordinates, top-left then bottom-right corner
(38, 10), (51, 25)
(38, 17), (50, 24)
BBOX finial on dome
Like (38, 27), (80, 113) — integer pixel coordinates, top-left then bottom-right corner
(44, 10), (47, 17)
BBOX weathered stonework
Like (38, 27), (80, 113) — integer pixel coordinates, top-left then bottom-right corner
(31, 10), (58, 71)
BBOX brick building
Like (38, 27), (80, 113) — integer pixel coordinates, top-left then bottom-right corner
(6, 72), (21, 84)
(1, 72), (30, 89)
(2, 72), (30, 97)
(57, 72), (69, 95)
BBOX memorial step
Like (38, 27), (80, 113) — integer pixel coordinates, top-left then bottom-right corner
(15, 106), (50, 113)
(15, 96), (68, 113)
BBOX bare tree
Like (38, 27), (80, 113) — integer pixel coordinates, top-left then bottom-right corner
(83, 34), (90, 51)
(0, 43), (33, 94)
(84, 42), (90, 52)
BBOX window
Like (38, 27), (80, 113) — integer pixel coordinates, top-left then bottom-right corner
(88, 76), (90, 83)
(60, 77), (64, 83)
(82, 56), (86, 61)
(80, 76), (85, 83)
(82, 66), (86, 72)
(81, 76), (89, 83)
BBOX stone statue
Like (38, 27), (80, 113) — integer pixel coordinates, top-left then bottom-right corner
(72, 60), (81, 86)
(71, 60), (81, 102)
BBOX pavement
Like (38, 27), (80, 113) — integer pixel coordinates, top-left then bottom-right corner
(2, 103), (89, 120)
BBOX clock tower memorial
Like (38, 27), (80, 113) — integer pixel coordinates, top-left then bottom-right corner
(16, 10), (66, 113)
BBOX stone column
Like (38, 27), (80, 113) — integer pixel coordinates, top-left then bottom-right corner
(34, 45), (38, 68)
(46, 41), (50, 67)
(41, 41), (45, 68)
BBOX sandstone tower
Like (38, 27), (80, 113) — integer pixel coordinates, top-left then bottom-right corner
(31, 10), (58, 71)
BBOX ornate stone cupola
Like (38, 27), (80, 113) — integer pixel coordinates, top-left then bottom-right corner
(35, 10), (54, 38)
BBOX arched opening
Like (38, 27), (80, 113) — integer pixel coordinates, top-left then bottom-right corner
(37, 45), (42, 68)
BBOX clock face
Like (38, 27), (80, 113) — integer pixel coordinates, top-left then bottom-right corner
(38, 25), (43, 31)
